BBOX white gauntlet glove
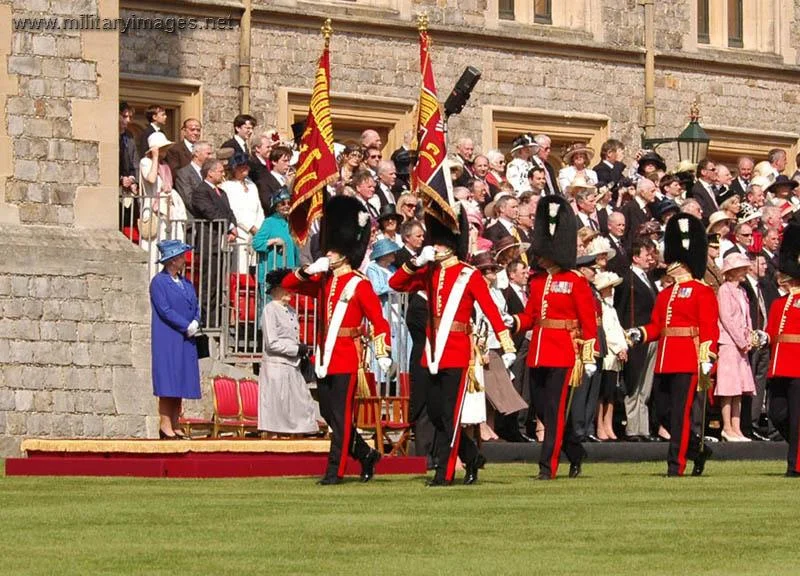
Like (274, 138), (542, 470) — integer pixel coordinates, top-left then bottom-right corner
(377, 357), (393, 374)
(583, 363), (597, 378)
(414, 245), (436, 267)
(625, 328), (642, 344)
(700, 362), (713, 376)
(186, 319), (199, 337)
(305, 256), (330, 275)
(502, 352), (516, 369)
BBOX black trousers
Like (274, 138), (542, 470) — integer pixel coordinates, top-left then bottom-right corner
(531, 367), (584, 478)
(742, 347), (770, 435)
(767, 377), (800, 474)
(427, 367), (477, 482)
(654, 372), (703, 476)
(409, 344), (435, 461)
(571, 367), (602, 440)
(318, 373), (371, 479)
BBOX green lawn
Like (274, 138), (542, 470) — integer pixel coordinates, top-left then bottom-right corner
(1, 461), (798, 575)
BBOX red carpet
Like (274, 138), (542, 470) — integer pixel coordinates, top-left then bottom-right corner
(5, 439), (427, 478)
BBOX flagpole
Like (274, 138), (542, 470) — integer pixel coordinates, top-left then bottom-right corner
(316, 18), (332, 365)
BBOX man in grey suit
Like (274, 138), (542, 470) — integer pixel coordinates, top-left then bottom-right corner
(174, 141), (212, 218)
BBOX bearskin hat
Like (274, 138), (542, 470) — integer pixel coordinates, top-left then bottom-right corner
(779, 222), (800, 280)
(664, 213), (707, 279)
(532, 195), (577, 270)
(424, 204), (469, 261)
(323, 196), (371, 268)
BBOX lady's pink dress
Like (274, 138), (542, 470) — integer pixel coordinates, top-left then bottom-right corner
(715, 281), (756, 397)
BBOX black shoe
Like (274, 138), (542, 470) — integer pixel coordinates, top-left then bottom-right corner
(159, 429), (179, 440)
(651, 435), (669, 443)
(534, 472), (553, 481)
(587, 434), (602, 443)
(692, 447), (712, 477)
(749, 431), (769, 441)
(785, 470), (800, 478)
(425, 476), (452, 487)
(464, 454), (487, 485)
(625, 435), (644, 442)
(568, 462), (582, 478)
(317, 476), (342, 485)
(518, 432), (536, 443)
(360, 450), (381, 483)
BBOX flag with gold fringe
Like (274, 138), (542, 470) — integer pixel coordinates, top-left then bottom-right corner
(412, 15), (457, 232)
(288, 20), (338, 245)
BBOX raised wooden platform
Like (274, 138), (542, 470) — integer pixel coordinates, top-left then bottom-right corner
(5, 439), (427, 478)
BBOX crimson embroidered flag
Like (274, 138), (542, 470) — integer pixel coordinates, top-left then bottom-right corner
(412, 27), (457, 232)
(288, 42), (338, 245)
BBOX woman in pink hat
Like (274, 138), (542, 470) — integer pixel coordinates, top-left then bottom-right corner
(716, 252), (757, 441)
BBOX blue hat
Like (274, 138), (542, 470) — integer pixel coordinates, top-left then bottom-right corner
(157, 239), (193, 264)
(229, 152), (250, 169)
(370, 238), (401, 261)
(271, 186), (291, 208)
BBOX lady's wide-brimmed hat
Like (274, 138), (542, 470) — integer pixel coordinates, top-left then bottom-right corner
(586, 235), (617, 261)
(370, 238), (401, 261)
(511, 133), (538, 154)
(471, 250), (502, 272)
(637, 151), (667, 175)
(706, 210), (734, 233)
(566, 174), (597, 196)
(229, 152), (250, 169)
(594, 270), (623, 291)
(377, 204), (403, 227)
(720, 252), (751, 275)
(563, 142), (595, 165)
(147, 131), (173, 153)
(766, 174), (799, 194)
(738, 202), (762, 224)
(157, 239), (192, 264)
(493, 235), (526, 258)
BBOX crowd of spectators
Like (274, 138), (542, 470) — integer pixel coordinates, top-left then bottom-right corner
(120, 100), (800, 444)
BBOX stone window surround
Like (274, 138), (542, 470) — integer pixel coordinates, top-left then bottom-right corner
(276, 87), (415, 155)
(703, 124), (799, 175)
(119, 74), (203, 139)
(482, 105), (610, 170)
(486, 0), (604, 42)
(688, 0), (795, 63)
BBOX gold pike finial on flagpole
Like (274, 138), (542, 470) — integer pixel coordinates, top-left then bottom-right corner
(417, 12), (429, 32)
(321, 18), (333, 47)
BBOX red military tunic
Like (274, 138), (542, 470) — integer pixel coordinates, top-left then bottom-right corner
(514, 269), (599, 368)
(389, 255), (514, 369)
(767, 288), (800, 378)
(640, 276), (719, 373)
(282, 267), (390, 375)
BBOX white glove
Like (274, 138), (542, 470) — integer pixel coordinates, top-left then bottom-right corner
(186, 319), (199, 337)
(625, 328), (642, 344)
(415, 245), (436, 267)
(700, 362), (713, 375)
(377, 357), (393, 374)
(756, 329), (770, 348)
(305, 256), (330, 275)
(503, 314), (515, 328)
(584, 363), (597, 378)
(502, 352), (516, 369)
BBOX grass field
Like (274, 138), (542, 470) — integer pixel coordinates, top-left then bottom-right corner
(1, 460), (798, 575)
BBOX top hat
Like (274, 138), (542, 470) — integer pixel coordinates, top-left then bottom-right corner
(157, 239), (192, 264)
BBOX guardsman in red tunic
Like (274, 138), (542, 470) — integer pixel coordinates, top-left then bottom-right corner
(766, 222), (800, 477)
(282, 197), (391, 485)
(513, 195), (599, 480)
(390, 209), (516, 486)
(628, 214), (719, 477)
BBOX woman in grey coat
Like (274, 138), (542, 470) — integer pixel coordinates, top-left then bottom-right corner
(259, 269), (319, 435)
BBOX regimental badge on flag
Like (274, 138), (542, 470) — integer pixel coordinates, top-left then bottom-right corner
(412, 19), (457, 233)
(288, 22), (338, 245)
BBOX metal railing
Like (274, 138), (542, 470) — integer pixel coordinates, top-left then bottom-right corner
(121, 190), (411, 384)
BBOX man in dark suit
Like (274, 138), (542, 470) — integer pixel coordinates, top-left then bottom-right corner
(689, 159), (719, 226)
(532, 134), (560, 196)
(614, 238), (658, 441)
(741, 253), (771, 440)
(256, 146), (293, 214)
(729, 156), (754, 198)
(220, 114), (257, 157)
(165, 118), (201, 176)
(723, 221), (754, 258)
(593, 139), (626, 200)
(483, 195), (520, 246)
(394, 219), (424, 270)
(375, 160), (398, 208)
(118, 102), (139, 237)
(137, 104), (167, 160)
(605, 211), (630, 277)
(620, 178), (656, 249)
(173, 141), (212, 217)
(191, 158), (237, 329)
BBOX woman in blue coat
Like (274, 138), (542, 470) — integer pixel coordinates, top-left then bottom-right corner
(150, 239), (201, 439)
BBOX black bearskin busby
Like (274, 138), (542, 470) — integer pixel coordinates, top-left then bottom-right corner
(664, 213), (707, 279)
(532, 195), (577, 270)
(779, 222), (800, 280)
(264, 268), (292, 293)
(424, 204), (469, 261)
(323, 196), (371, 267)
